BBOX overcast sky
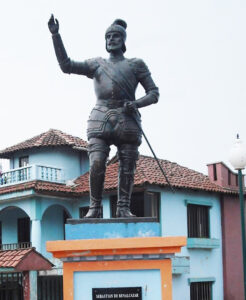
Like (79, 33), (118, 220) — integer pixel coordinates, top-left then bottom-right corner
(0, 0), (245, 174)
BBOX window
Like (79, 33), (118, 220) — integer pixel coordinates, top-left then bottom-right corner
(38, 275), (63, 300)
(19, 156), (29, 168)
(18, 217), (30, 243)
(79, 206), (103, 218)
(144, 192), (160, 219)
(110, 191), (159, 220)
(190, 281), (213, 300)
(187, 204), (209, 238)
(0, 273), (23, 300)
(213, 164), (217, 181)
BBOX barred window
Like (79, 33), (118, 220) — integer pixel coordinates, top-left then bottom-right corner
(190, 281), (212, 300)
(38, 275), (63, 300)
(187, 204), (209, 238)
(0, 273), (23, 300)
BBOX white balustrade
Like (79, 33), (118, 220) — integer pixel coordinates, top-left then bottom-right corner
(0, 165), (65, 187)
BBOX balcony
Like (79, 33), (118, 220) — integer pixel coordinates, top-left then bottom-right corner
(0, 242), (32, 250)
(0, 165), (65, 187)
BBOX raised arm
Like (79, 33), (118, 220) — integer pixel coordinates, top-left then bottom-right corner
(48, 15), (93, 76)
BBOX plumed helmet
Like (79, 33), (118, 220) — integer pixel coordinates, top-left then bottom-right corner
(105, 19), (127, 53)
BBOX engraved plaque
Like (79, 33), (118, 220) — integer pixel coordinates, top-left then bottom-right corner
(92, 287), (142, 299)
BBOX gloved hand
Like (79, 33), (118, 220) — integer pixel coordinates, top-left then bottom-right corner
(48, 14), (59, 34)
(123, 101), (138, 114)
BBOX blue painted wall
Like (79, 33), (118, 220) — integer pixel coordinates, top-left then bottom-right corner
(159, 188), (223, 300)
(0, 196), (33, 218)
(66, 222), (160, 240)
(41, 205), (67, 259)
(74, 269), (161, 300)
(10, 147), (89, 181)
(0, 207), (29, 244)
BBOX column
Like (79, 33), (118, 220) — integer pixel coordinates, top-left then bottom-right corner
(23, 271), (30, 300)
(29, 271), (38, 300)
(31, 219), (41, 253)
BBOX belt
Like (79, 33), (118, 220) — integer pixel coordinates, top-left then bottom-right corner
(96, 99), (128, 109)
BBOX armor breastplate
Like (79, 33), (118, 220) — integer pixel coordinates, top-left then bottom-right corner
(93, 59), (138, 101)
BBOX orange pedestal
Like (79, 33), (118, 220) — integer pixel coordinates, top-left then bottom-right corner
(47, 236), (186, 300)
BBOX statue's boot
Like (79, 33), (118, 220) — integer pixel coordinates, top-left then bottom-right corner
(85, 152), (107, 218)
(116, 159), (136, 218)
(84, 196), (102, 218)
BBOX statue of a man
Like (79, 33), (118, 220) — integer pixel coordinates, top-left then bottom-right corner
(48, 16), (159, 218)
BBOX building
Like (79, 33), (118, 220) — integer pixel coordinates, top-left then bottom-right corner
(0, 129), (89, 299)
(207, 162), (245, 300)
(0, 129), (243, 300)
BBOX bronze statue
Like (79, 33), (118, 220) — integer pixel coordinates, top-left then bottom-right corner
(48, 15), (159, 218)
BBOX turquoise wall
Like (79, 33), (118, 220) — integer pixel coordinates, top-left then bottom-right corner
(0, 207), (29, 244)
(66, 221), (160, 240)
(41, 205), (67, 259)
(159, 188), (223, 300)
(74, 269), (161, 300)
(0, 194), (78, 259)
(10, 147), (89, 181)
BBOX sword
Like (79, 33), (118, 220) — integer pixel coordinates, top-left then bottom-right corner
(131, 109), (175, 193)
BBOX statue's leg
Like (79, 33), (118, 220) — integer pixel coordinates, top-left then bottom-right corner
(116, 144), (139, 218)
(85, 138), (110, 218)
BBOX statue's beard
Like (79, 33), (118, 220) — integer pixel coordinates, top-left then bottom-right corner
(105, 43), (126, 53)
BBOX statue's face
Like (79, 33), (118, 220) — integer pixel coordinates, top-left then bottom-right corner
(106, 31), (123, 52)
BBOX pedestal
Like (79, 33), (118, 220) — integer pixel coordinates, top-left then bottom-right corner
(47, 218), (186, 300)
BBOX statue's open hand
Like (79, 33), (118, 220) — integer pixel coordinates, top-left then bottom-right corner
(48, 14), (59, 34)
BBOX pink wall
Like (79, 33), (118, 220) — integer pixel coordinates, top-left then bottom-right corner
(207, 162), (241, 189)
(23, 271), (30, 300)
(208, 162), (245, 299)
(221, 194), (244, 300)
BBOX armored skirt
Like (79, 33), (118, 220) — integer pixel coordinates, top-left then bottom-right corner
(87, 104), (142, 146)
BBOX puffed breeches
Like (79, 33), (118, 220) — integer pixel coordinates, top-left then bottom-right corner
(87, 105), (142, 147)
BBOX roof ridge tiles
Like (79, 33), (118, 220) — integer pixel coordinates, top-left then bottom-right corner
(0, 129), (88, 158)
(139, 154), (208, 177)
(0, 247), (53, 270)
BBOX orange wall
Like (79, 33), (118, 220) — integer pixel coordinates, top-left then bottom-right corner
(63, 259), (172, 300)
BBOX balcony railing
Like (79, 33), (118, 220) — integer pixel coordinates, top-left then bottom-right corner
(0, 164), (65, 187)
(0, 242), (32, 250)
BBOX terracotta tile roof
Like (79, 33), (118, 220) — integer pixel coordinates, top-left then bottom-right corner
(0, 155), (237, 196)
(0, 248), (33, 268)
(0, 247), (53, 271)
(0, 129), (88, 158)
(74, 155), (236, 194)
(0, 180), (77, 196)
